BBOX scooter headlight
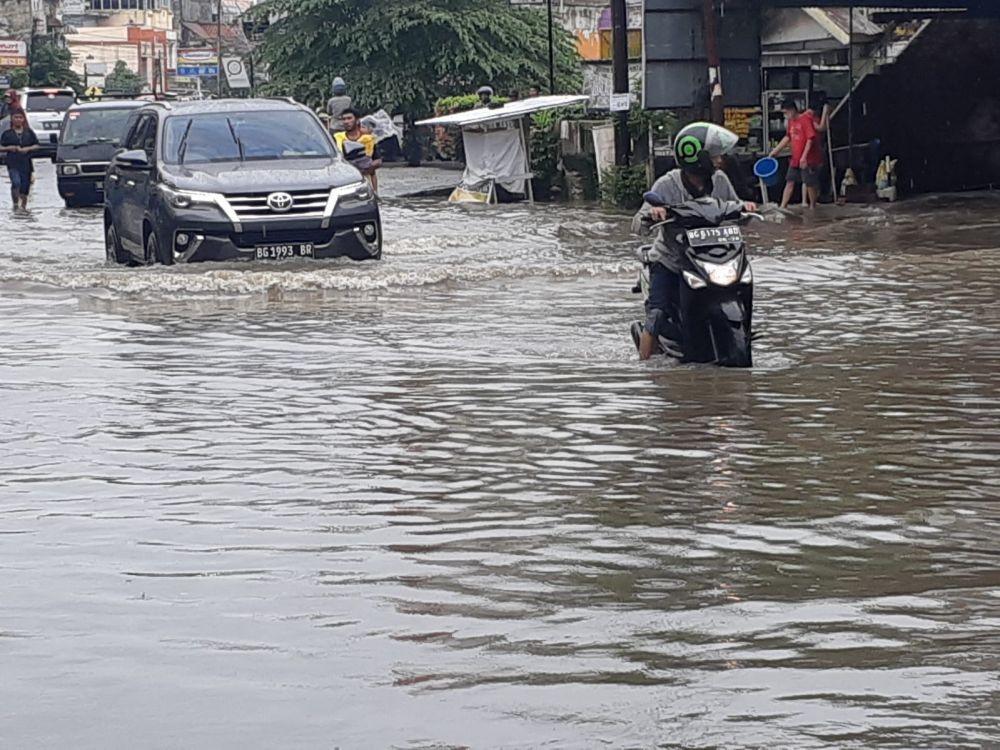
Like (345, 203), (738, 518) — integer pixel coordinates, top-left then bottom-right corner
(696, 258), (741, 287)
(682, 270), (708, 289)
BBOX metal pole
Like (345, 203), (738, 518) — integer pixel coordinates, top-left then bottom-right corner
(847, 6), (854, 171)
(217, 0), (223, 97)
(610, 0), (630, 166)
(546, 0), (555, 94)
(702, 0), (724, 124)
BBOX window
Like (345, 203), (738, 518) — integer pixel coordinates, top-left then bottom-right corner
(61, 107), (136, 146)
(599, 29), (643, 62)
(162, 111), (335, 165)
(25, 91), (75, 112)
(125, 113), (157, 159)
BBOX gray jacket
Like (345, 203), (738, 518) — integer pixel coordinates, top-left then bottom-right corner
(632, 169), (740, 270)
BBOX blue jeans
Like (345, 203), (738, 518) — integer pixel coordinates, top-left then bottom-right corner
(7, 166), (31, 196)
(644, 263), (679, 335)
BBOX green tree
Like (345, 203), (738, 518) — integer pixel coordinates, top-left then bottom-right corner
(29, 41), (82, 91)
(251, 0), (581, 119)
(103, 60), (144, 95)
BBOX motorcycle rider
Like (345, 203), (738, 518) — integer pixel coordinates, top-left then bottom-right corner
(633, 126), (756, 360)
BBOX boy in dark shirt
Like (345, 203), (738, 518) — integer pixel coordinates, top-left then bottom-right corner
(1, 110), (39, 209)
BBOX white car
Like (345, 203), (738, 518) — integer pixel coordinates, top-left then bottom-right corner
(16, 87), (77, 159)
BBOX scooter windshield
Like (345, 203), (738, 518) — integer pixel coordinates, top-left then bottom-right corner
(669, 197), (743, 228)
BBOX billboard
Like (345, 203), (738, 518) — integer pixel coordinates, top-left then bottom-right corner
(177, 48), (219, 77)
(0, 39), (29, 68)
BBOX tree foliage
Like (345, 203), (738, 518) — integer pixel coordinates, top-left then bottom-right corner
(29, 41), (82, 92)
(104, 60), (144, 95)
(252, 0), (581, 119)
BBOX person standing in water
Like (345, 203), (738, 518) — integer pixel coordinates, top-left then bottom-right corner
(326, 77), (352, 134)
(1, 110), (39, 210)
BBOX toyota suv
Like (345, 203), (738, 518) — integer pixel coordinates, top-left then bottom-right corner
(103, 98), (381, 266)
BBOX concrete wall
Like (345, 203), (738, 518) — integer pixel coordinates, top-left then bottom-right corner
(0, 0), (44, 40)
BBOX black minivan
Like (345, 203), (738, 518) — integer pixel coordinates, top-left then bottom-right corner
(103, 98), (381, 266)
(56, 100), (144, 207)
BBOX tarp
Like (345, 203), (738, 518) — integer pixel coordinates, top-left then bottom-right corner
(416, 95), (589, 128)
(460, 128), (528, 195)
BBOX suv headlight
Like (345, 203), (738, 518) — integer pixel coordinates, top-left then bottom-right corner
(159, 184), (222, 209)
(59, 164), (80, 176)
(333, 180), (373, 204)
(695, 258), (741, 287)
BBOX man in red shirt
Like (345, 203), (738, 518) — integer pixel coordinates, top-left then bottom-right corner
(770, 98), (822, 208)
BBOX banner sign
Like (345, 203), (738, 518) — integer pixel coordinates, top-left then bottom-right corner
(222, 57), (251, 89)
(0, 39), (29, 68)
(177, 48), (218, 77)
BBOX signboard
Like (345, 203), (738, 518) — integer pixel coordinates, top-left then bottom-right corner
(609, 93), (631, 112)
(0, 39), (29, 68)
(177, 48), (219, 78)
(0, 74), (10, 88)
(222, 57), (251, 89)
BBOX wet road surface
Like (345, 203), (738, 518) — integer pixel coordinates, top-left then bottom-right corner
(2, 162), (999, 748)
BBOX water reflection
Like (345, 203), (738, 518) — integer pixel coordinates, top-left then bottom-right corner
(1, 163), (998, 748)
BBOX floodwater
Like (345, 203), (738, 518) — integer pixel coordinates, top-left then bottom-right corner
(2, 162), (999, 749)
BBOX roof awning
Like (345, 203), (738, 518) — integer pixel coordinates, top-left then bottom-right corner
(182, 21), (245, 43)
(416, 95), (590, 128)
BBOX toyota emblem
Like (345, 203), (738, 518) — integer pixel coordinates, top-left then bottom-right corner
(267, 192), (294, 212)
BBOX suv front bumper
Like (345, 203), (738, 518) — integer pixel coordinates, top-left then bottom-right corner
(153, 191), (382, 264)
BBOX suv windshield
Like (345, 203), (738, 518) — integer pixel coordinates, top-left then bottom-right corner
(62, 108), (135, 146)
(162, 110), (334, 164)
(27, 92), (75, 112)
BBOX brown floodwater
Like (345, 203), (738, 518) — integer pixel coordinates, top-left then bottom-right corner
(1, 163), (999, 748)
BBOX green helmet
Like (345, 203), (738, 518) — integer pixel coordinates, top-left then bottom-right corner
(673, 122), (740, 166)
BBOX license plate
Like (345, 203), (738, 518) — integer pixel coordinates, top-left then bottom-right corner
(44, 122), (60, 130)
(686, 226), (742, 247)
(254, 243), (315, 260)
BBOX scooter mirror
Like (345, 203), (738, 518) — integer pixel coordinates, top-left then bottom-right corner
(643, 191), (665, 207)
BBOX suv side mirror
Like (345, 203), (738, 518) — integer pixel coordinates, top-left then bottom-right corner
(114, 149), (151, 170)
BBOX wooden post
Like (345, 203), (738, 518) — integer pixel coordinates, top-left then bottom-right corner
(702, 0), (724, 125)
(610, 0), (630, 166)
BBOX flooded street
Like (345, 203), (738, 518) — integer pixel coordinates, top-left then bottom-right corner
(2, 162), (999, 749)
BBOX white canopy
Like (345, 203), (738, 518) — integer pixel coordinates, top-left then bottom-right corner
(416, 95), (590, 128)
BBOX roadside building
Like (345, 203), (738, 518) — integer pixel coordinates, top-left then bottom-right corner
(63, 0), (176, 92)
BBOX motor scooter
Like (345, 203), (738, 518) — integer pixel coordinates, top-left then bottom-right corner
(630, 192), (759, 368)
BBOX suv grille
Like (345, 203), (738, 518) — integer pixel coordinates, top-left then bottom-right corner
(224, 188), (329, 221)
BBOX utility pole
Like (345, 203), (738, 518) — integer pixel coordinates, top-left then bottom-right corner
(217, 0), (223, 97)
(546, 0), (555, 94)
(847, 6), (855, 171)
(610, 0), (629, 166)
(702, 0), (724, 124)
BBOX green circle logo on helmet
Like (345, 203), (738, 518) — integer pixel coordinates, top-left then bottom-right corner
(673, 122), (740, 163)
(675, 134), (703, 165)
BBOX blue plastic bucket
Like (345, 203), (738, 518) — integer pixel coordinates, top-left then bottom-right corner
(754, 157), (781, 187)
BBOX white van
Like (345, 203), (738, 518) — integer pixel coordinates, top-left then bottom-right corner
(20, 87), (77, 159)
